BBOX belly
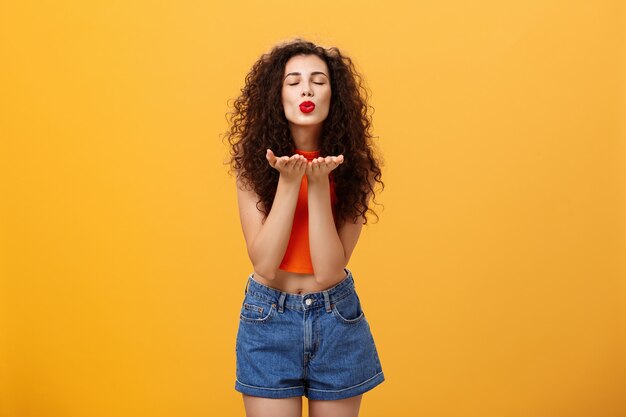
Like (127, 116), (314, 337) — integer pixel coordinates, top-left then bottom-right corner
(252, 268), (348, 295)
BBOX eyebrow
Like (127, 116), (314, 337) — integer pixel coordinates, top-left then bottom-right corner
(283, 71), (329, 81)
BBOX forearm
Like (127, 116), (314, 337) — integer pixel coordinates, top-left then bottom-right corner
(249, 175), (300, 279)
(307, 176), (345, 284)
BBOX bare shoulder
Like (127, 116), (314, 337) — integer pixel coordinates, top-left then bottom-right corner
(235, 174), (265, 252)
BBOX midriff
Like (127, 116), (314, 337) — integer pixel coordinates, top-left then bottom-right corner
(252, 268), (348, 295)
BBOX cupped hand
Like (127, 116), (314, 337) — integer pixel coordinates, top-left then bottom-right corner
(306, 155), (344, 184)
(266, 149), (307, 183)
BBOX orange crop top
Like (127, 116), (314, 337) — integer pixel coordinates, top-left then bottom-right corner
(278, 149), (338, 274)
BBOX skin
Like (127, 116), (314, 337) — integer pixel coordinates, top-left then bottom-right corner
(237, 54), (370, 416)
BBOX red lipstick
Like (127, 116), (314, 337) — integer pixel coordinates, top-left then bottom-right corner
(299, 101), (315, 113)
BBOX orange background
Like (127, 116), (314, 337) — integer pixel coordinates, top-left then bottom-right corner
(1, 1), (624, 416)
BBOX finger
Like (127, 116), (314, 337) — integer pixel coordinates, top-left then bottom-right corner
(267, 149), (278, 163)
(280, 156), (290, 167)
(266, 150), (277, 167)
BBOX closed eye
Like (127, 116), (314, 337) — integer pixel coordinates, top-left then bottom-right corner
(288, 82), (325, 86)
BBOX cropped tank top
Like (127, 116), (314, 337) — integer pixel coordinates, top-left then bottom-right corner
(278, 149), (338, 274)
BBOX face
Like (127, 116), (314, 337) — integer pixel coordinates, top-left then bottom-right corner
(281, 54), (331, 127)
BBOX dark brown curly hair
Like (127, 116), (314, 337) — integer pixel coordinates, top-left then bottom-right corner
(222, 38), (384, 229)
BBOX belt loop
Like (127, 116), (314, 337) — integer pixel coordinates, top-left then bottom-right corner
(244, 277), (250, 295)
(278, 292), (287, 313)
(323, 290), (332, 313)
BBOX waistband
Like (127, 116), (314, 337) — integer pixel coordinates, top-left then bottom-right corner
(243, 268), (356, 313)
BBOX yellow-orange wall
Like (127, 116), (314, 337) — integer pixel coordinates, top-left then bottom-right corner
(1, 1), (624, 416)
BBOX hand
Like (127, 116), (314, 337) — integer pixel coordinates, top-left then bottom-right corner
(306, 154), (344, 184)
(266, 149), (307, 183)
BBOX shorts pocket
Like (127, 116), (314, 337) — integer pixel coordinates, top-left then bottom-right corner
(332, 291), (365, 324)
(240, 295), (276, 323)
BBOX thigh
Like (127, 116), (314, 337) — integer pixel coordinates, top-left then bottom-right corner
(305, 290), (385, 400)
(235, 293), (306, 398)
(242, 394), (302, 417)
(309, 394), (363, 417)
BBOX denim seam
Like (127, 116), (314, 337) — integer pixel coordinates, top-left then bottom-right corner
(307, 371), (384, 392)
(246, 290), (353, 311)
(236, 379), (305, 390)
(332, 305), (366, 324)
(239, 304), (276, 324)
(368, 326), (383, 371)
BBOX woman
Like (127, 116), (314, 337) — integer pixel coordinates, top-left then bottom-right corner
(224, 38), (385, 417)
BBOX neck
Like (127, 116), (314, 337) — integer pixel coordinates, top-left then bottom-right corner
(289, 123), (321, 151)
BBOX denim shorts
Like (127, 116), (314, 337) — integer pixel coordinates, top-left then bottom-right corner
(234, 267), (385, 400)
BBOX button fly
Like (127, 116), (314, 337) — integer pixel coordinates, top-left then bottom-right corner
(305, 298), (312, 306)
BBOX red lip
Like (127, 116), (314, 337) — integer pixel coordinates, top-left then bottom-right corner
(299, 101), (315, 113)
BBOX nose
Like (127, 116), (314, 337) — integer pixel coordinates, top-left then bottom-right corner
(301, 86), (313, 97)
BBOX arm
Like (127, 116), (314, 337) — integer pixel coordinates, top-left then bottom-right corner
(236, 151), (307, 279)
(307, 176), (346, 283)
(307, 157), (374, 284)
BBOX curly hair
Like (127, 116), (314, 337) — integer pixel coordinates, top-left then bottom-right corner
(222, 38), (384, 229)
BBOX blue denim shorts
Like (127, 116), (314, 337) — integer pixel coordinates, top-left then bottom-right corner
(234, 267), (385, 400)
